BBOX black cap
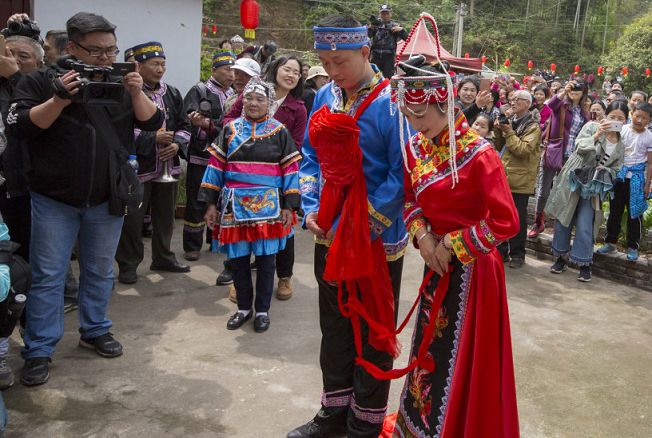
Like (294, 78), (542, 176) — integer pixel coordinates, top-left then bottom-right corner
(264, 41), (278, 53)
(380, 4), (392, 12)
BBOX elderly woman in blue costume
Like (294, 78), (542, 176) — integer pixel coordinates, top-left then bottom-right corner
(200, 77), (301, 333)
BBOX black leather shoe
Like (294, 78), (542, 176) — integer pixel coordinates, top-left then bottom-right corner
(254, 314), (270, 333)
(150, 261), (191, 273)
(183, 251), (200, 262)
(227, 312), (252, 330)
(118, 270), (137, 285)
(287, 408), (348, 438)
(21, 357), (51, 387)
(215, 268), (234, 286)
(79, 333), (123, 358)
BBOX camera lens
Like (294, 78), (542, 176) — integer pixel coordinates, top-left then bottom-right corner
(7, 21), (23, 33)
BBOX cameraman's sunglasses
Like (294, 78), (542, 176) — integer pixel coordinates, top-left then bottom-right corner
(73, 41), (120, 58)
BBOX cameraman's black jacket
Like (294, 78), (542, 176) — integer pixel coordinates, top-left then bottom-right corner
(368, 20), (408, 54)
(135, 82), (190, 177)
(0, 72), (30, 198)
(183, 79), (229, 165)
(7, 66), (163, 208)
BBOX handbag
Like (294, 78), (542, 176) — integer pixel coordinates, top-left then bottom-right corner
(543, 104), (566, 171)
(86, 107), (144, 217)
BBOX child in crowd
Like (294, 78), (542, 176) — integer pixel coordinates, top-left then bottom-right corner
(597, 103), (652, 260)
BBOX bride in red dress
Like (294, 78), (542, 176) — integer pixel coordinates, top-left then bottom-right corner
(385, 28), (521, 437)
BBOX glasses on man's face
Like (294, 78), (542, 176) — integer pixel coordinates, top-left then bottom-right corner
(509, 98), (528, 104)
(74, 41), (120, 58)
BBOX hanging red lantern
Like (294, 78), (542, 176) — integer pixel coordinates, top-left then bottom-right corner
(527, 60), (534, 70)
(212, 24), (217, 34)
(464, 52), (469, 59)
(202, 25), (209, 35)
(597, 66), (604, 76)
(622, 66), (629, 77)
(504, 58), (510, 68)
(550, 63), (557, 73)
(240, 0), (260, 40)
(481, 55), (487, 65)
(574, 65), (581, 74)
(646, 68), (651, 78)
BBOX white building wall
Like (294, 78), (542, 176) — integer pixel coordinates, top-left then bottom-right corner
(33, 0), (202, 95)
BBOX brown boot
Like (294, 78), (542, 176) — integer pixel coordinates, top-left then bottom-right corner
(528, 212), (545, 238)
(276, 277), (293, 300)
(228, 284), (237, 304)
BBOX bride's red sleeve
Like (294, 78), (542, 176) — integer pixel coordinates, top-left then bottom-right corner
(449, 149), (519, 264)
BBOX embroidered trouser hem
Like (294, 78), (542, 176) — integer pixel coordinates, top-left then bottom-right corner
(315, 243), (404, 437)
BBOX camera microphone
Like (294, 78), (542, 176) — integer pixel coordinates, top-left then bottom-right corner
(56, 54), (76, 70)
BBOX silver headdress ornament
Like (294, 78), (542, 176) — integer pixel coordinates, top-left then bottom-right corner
(240, 76), (276, 134)
(390, 12), (460, 188)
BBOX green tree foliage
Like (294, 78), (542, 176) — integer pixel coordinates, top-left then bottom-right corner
(204, 0), (652, 86)
(601, 6), (652, 93)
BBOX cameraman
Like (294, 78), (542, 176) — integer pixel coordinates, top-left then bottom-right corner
(368, 4), (407, 79)
(7, 12), (162, 387)
(493, 90), (542, 268)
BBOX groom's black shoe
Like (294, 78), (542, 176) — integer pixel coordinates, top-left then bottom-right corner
(287, 407), (348, 437)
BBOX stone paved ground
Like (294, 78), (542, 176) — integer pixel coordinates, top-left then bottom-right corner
(2, 223), (651, 437)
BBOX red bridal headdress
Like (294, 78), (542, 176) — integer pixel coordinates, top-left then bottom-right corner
(390, 13), (461, 187)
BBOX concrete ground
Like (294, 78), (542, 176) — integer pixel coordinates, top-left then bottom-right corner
(2, 223), (651, 438)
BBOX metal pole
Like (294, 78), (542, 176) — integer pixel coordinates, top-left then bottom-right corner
(452, 5), (459, 55)
(456, 3), (467, 58)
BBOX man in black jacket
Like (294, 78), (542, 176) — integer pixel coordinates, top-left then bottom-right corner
(115, 41), (191, 284)
(368, 4), (407, 79)
(7, 12), (162, 386)
(182, 51), (234, 262)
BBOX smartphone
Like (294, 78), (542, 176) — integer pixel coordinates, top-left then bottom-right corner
(608, 121), (623, 132)
(0, 35), (5, 56)
(111, 62), (136, 76)
(479, 78), (491, 92)
(590, 111), (597, 121)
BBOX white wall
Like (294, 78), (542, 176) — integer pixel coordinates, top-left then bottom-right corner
(33, 0), (202, 95)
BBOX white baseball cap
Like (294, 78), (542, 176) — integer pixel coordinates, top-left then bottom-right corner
(232, 58), (261, 77)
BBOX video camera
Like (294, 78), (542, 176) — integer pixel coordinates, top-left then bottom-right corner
(52, 56), (136, 105)
(369, 15), (383, 27)
(0, 18), (41, 41)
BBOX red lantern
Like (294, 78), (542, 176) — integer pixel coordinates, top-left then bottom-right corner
(574, 65), (580, 74)
(597, 66), (604, 76)
(464, 52), (469, 59)
(240, 0), (260, 39)
(504, 58), (510, 68)
(481, 55), (487, 65)
(622, 66), (629, 77)
(212, 24), (217, 34)
(550, 63), (557, 73)
(527, 60), (534, 70)
(202, 25), (209, 35)
(646, 68), (651, 78)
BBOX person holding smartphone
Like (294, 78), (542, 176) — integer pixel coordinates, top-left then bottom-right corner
(546, 101), (628, 281)
(529, 79), (589, 238)
(597, 102), (652, 261)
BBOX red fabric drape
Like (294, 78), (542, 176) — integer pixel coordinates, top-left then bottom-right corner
(308, 99), (399, 360)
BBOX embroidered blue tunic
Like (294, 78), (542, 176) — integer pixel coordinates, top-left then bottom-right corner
(299, 70), (408, 260)
(199, 117), (301, 259)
